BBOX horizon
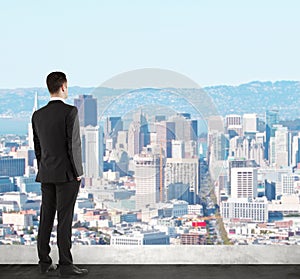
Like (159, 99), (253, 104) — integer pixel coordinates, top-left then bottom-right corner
(1, 79), (299, 91)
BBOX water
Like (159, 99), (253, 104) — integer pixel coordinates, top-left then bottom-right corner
(0, 118), (28, 135)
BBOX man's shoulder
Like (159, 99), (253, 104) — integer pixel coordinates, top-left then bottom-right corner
(32, 102), (76, 120)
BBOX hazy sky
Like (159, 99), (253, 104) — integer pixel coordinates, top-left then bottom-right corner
(0, 0), (299, 88)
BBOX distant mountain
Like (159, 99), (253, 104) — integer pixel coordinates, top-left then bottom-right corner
(1, 80), (300, 121)
(205, 80), (300, 119)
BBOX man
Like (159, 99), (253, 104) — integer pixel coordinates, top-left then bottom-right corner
(32, 71), (88, 277)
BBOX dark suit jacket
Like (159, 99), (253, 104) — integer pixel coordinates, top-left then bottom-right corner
(31, 100), (83, 183)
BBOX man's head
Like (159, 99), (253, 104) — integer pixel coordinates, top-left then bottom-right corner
(46, 71), (68, 99)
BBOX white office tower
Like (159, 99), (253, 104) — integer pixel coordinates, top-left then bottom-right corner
(225, 114), (241, 127)
(225, 114), (242, 136)
(274, 125), (290, 168)
(165, 158), (199, 204)
(281, 174), (298, 195)
(172, 140), (184, 159)
(291, 132), (300, 167)
(81, 125), (103, 178)
(269, 137), (276, 166)
(28, 91), (39, 149)
(221, 197), (268, 223)
(231, 167), (258, 199)
(242, 113), (258, 134)
(134, 151), (162, 210)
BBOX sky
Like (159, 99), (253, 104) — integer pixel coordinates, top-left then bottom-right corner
(0, 0), (299, 88)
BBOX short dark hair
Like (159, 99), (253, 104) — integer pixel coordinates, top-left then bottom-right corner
(46, 71), (67, 94)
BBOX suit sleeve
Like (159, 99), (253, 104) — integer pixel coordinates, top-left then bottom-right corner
(66, 106), (84, 177)
(31, 112), (41, 166)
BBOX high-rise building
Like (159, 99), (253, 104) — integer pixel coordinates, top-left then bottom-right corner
(116, 130), (128, 151)
(169, 114), (198, 142)
(128, 112), (150, 158)
(0, 156), (25, 177)
(281, 174), (298, 195)
(243, 113), (258, 134)
(171, 140), (184, 159)
(249, 139), (264, 166)
(155, 121), (175, 158)
(166, 183), (190, 202)
(165, 158), (199, 204)
(105, 116), (123, 136)
(225, 114), (242, 138)
(225, 114), (242, 127)
(28, 92), (39, 149)
(74, 95), (97, 127)
(291, 133), (300, 167)
(265, 110), (279, 160)
(274, 125), (290, 167)
(231, 167), (258, 199)
(128, 121), (141, 158)
(134, 148), (162, 210)
(81, 125), (103, 178)
(105, 116), (123, 148)
(210, 131), (229, 161)
(0, 176), (14, 193)
(265, 180), (276, 201)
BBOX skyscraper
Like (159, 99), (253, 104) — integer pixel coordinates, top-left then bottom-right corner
(0, 156), (25, 177)
(211, 131), (229, 161)
(231, 167), (258, 199)
(134, 149), (162, 210)
(291, 132), (300, 167)
(155, 121), (175, 158)
(81, 125), (103, 178)
(74, 95), (97, 127)
(228, 159), (258, 196)
(165, 158), (199, 204)
(274, 125), (290, 168)
(171, 140), (184, 159)
(225, 114), (242, 128)
(105, 116), (123, 148)
(169, 114), (198, 142)
(265, 110), (279, 160)
(128, 112), (150, 158)
(243, 113), (258, 134)
(28, 92), (39, 149)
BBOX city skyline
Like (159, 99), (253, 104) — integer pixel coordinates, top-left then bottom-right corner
(1, 86), (300, 247)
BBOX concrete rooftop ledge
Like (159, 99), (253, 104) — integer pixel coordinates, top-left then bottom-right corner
(0, 245), (300, 265)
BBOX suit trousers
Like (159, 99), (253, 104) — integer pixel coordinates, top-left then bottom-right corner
(37, 179), (80, 266)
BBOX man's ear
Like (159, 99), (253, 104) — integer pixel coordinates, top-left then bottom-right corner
(61, 83), (67, 92)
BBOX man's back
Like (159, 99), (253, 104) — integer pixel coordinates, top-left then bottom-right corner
(32, 100), (83, 183)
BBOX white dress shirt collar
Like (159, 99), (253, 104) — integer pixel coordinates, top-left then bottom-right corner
(49, 96), (66, 103)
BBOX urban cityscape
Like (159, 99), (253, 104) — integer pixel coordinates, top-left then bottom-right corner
(1, 85), (300, 248)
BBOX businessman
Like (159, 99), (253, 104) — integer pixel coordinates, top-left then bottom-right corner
(32, 71), (88, 277)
